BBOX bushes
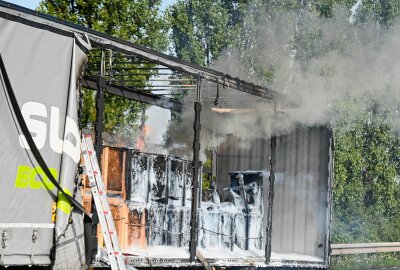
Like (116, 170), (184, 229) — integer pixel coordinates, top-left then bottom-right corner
(333, 97), (400, 244)
(331, 253), (400, 270)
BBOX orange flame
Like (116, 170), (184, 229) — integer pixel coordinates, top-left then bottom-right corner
(136, 125), (151, 151)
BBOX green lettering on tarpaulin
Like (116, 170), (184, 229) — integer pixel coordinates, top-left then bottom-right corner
(31, 166), (58, 190)
(15, 165), (58, 190)
(14, 165), (31, 188)
(14, 165), (73, 214)
(57, 187), (73, 214)
(29, 166), (43, 189)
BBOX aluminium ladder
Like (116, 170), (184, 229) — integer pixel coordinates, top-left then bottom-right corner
(81, 135), (127, 270)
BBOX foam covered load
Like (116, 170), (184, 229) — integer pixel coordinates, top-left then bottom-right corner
(127, 151), (193, 249)
(121, 127), (333, 268)
(127, 160), (266, 254)
(199, 172), (265, 251)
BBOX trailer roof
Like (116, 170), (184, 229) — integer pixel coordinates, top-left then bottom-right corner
(0, 0), (283, 104)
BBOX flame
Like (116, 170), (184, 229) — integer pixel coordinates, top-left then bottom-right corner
(211, 108), (255, 113)
(136, 125), (151, 151)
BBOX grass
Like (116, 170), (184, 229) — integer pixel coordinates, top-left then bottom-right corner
(331, 253), (400, 270)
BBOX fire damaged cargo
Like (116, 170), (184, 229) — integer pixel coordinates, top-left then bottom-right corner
(0, 1), (333, 269)
(90, 126), (333, 269)
(200, 172), (265, 252)
(127, 151), (193, 249)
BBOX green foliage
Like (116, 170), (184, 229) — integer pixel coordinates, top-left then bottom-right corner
(331, 253), (400, 270)
(38, 0), (167, 49)
(333, 96), (400, 243)
(354, 0), (400, 27)
(38, 0), (168, 136)
(166, 0), (240, 66)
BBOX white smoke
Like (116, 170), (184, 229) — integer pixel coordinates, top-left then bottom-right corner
(209, 6), (400, 136)
(163, 5), (400, 159)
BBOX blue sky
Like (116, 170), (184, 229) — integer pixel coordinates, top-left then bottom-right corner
(6, 0), (38, 9)
(6, 0), (176, 11)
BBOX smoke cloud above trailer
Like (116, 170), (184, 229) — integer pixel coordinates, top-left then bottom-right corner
(208, 6), (400, 137)
(162, 6), (400, 158)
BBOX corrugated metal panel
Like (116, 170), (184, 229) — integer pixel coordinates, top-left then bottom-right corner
(213, 126), (332, 266)
(216, 136), (271, 188)
(271, 126), (331, 262)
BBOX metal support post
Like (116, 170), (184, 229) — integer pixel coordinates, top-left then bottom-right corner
(265, 103), (277, 263)
(91, 50), (106, 262)
(189, 78), (202, 262)
(163, 158), (171, 245)
(94, 50), (106, 162)
(238, 173), (250, 250)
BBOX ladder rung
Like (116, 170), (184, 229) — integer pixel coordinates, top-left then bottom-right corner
(81, 135), (126, 270)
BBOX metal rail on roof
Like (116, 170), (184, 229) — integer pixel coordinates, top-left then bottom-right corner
(84, 48), (196, 104)
(82, 77), (183, 111)
(87, 37), (281, 100)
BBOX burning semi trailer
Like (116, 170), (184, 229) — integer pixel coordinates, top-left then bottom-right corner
(0, 1), (333, 269)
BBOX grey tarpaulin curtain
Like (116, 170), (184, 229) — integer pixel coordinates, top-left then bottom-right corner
(0, 15), (91, 268)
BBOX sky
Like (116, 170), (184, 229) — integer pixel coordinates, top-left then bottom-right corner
(6, 0), (176, 11)
(5, 0), (39, 9)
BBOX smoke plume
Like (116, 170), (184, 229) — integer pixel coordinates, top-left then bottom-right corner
(164, 5), (400, 159)
(210, 6), (400, 135)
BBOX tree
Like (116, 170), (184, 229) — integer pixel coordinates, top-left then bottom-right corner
(353, 0), (400, 28)
(166, 0), (240, 66)
(38, 0), (167, 48)
(333, 96), (400, 242)
(38, 0), (168, 138)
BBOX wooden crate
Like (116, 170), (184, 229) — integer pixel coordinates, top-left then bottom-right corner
(96, 197), (127, 249)
(125, 209), (147, 250)
(95, 147), (129, 249)
(101, 147), (126, 200)
(82, 193), (92, 213)
(82, 146), (150, 251)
